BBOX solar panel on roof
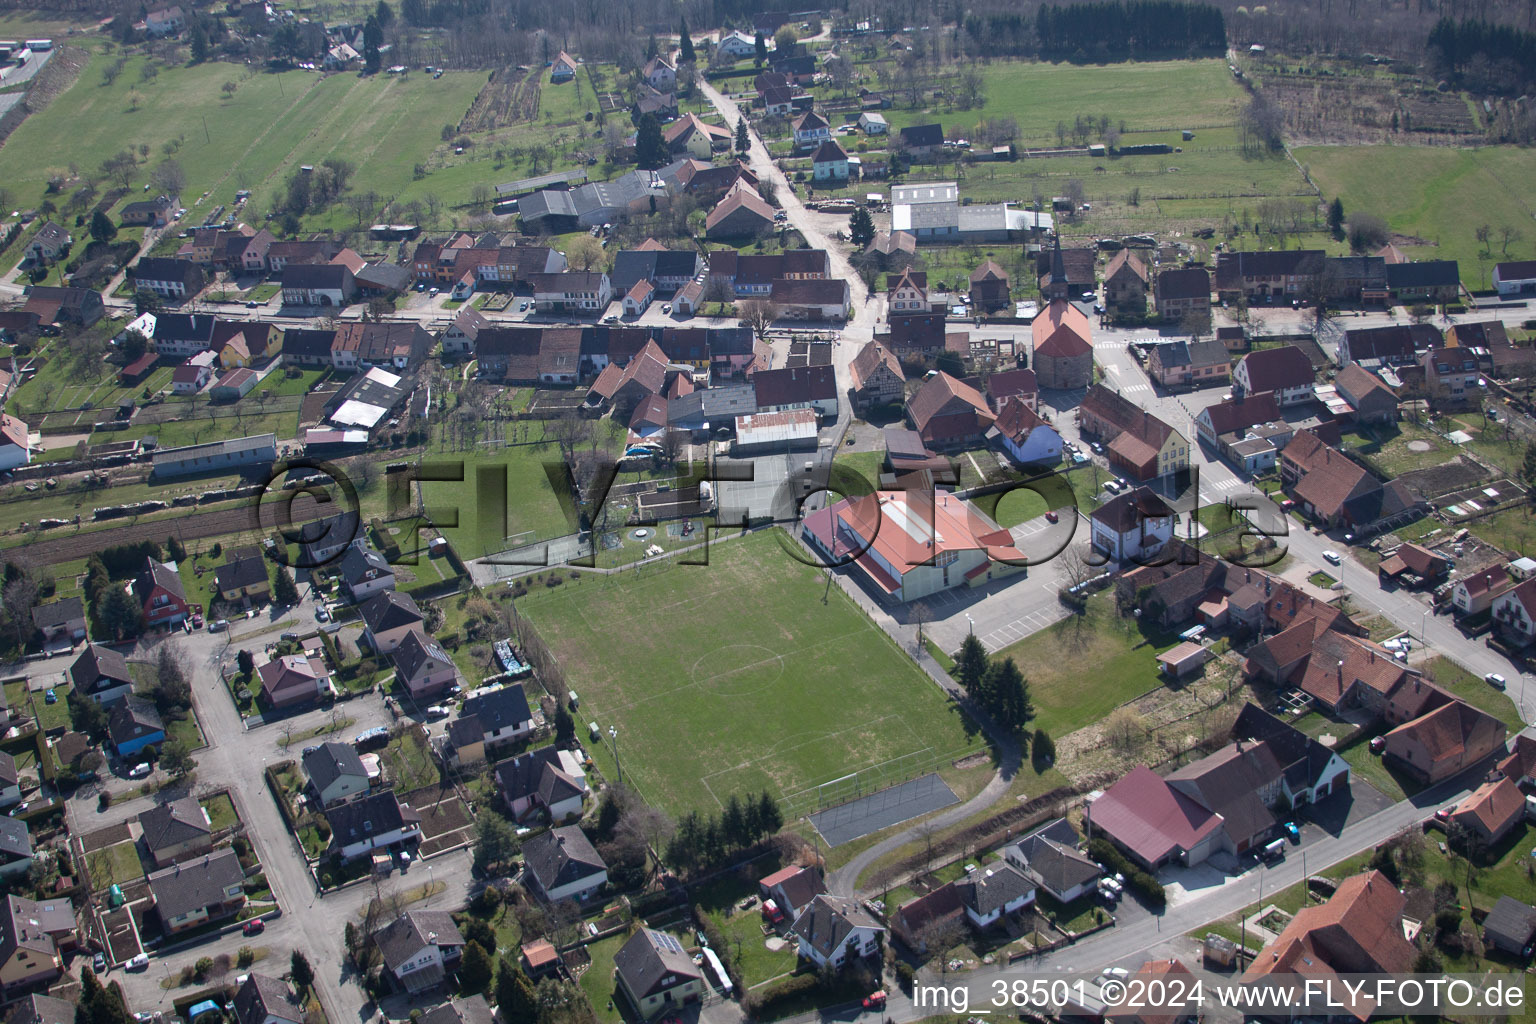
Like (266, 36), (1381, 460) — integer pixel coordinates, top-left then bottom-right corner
(653, 931), (685, 953)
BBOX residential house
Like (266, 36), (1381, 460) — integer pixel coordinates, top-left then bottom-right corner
(493, 744), (588, 821)
(1166, 742), (1286, 855)
(1154, 268), (1211, 319)
(372, 911), (464, 993)
(1233, 346), (1316, 407)
(642, 55), (676, 92)
(613, 930), (703, 1020)
(7, 995), (78, 1024)
(1031, 300), (1093, 388)
(790, 895), (886, 969)
(1333, 364), (1399, 424)
(1280, 430), (1420, 531)
(987, 396), (1061, 467)
(302, 742), (371, 807)
(1243, 870), (1416, 987)
(1449, 563), (1515, 617)
(265, 239), (343, 273)
(223, 229), (276, 274)
(847, 340), (904, 412)
(812, 139), (850, 181)
(953, 863), (1035, 928)
(1193, 389), (1283, 451)
(1421, 345), (1483, 407)
(906, 372), (994, 448)
(441, 308), (487, 358)
(801, 489), (1025, 603)
(859, 112), (889, 134)
(449, 685), (535, 765)
(1089, 486), (1175, 563)
(1483, 896), (1536, 956)
(280, 328), (337, 369)
(987, 368), (1038, 412)
(1078, 384), (1189, 481)
(1213, 250), (1325, 300)
(0, 416), (27, 473)
(1004, 819), (1101, 903)
(233, 974), (304, 1024)
(138, 796), (213, 868)
(549, 51), (579, 82)
(792, 110), (831, 150)
(132, 257), (206, 300)
(391, 628), (457, 700)
(707, 249), (829, 297)
(1104, 250), (1149, 312)
(22, 286), (103, 327)
(359, 591), (425, 654)
(280, 262), (355, 308)
(147, 849), (246, 934)
(623, 280), (655, 317)
(664, 114), (731, 159)
(0, 897), (63, 993)
(332, 321), (432, 371)
(898, 123), (944, 160)
(1084, 765), (1224, 869)
(531, 272), (611, 313)
(257, 654), (331, 709)
(758, 866), (826, 919)
(68, 644), (134, 704)
(968, 261), (1010, 311)
(214, 555), (270, 605)
(1492, 577), (1536, 647)
(1107, 959), (1197, 1024)
(1493, 260), (1536, 299)
(339, 546), (395, 603)
(1383, 699), (1506, 784)
(1376, 542), (1451, 588)
(522, 825), (608, 902)
(23, 223), (70, 263)
(172, 351), (216, 393)
(296, 510), (362, 567)
(1232, 703), (1351, 806)
(609, 249), (703, 298)
(132, 557), (192, 629)
(0, 819), (33, 881)
(30, 597), (85, 644)
(1386, 260), (1460, 304)
(717, 30), (756, 57)
(753, 365), (838, 418)
(1325, 254), (1389, 303)
(864, 230), (916, 270)
(120, 195), (178, 228)
(1450, 776), (1524, 845)
(771, 278), (850, 321)
(327, 790), (421, 861)
(1146, 340), (1230, 390)
(108, 697), (164, 758)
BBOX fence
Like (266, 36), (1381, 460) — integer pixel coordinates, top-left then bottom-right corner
(778, 744), (977, 819)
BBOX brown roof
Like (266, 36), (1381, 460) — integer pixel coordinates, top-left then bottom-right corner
(906, 371), (992, 435)
(848, 340), (902, 393)
(1200, 390), (1281, 436)
(1105, 249), (1148, 284)
(1239, 345), (1315, 391)
(969, 260), (1009, 284)
(1386, 699), (1506, 771)
(1245, 870), (1415, 992)
(1080, 384), (1178, 451)
(988, 395), (1051, 445)
(705, 186), (774, 234)
(1453, 776), (1523, 837)
(986, 368), (1036, 404)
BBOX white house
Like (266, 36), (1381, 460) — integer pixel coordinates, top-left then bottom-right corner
(792, 110), (830, 150)
(0, 414), (31, 472)
(623, 279), (655, 317)
(1004, 820), (1101, 903)
(328, 790), (421, 861)
(0, 753), (21, 809)
(1089, 486), (1175, 563)
(171, 351), (217, 394)
(521, 826), (608, 903)
(1232, 346), (1316, 408)
(1493, 260), (1536, 299)
(1492, 578), (1536, 647)
(790, 895), (886, 969)
(373, 911), (464, 994)
(301, 742), (372, 807)
(812, 139), (850, 181)
(717, 30), (757, 58)
(954, 862), (1035, 928)
(858, 112), (888, 134)
(987, 397), (1062, 467)
(531, 271), (611, 312)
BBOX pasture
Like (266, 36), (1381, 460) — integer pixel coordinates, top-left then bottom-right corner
(514, 529), (984, 816)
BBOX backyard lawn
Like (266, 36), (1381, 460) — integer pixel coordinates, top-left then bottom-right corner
(514, 529), (986, 816)
(86, 841), (146, 889)
(575, 932), (627, 1024)
(200, 792), (239, 832)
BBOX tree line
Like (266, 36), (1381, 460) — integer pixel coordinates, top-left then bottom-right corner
(664, 791), (783, 873)
(1034, 1), (1226, 60)
(1428, 17), (1536, 95)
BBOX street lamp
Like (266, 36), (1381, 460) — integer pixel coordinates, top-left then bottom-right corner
(608, 725), (621, 787)
(965, 614), (974, 635)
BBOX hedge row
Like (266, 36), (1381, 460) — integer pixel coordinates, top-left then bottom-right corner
(1088, 838), (1165, 907)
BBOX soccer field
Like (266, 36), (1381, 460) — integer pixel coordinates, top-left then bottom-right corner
(515, 530), (985, 817)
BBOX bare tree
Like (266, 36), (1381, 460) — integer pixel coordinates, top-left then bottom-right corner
(1499, 225), (1524, 256)
(738, 299), (778, 340)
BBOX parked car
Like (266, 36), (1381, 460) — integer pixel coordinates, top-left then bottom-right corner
(191, 613), (204, 628)
(1090, 441), (1104, 454)
(1369, 735), (1386, 753)
(1045, 510), (1059, 523)
(242, 919), (265, 936)
(862, 992), (887, 1010)
(210, 619), (228, 632)
(44, 689), (57, 704)
(1486, 673), (1507, 689)
(94, 953), (107, 973)
(1284, 821), (1300, 842)
(425, 705), (450, 719)
(126, 954), (149, 971)
(1435, 805), (1455, 821)
(1322, 550), (1342, 565)
(316, 607), (330, 622)
(1101, 967), (1129, 980)
(661, 303), (671, 314)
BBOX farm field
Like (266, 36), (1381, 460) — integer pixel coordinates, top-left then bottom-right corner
(514, 529), (985, 816)
(1297, 144), (1536, 289)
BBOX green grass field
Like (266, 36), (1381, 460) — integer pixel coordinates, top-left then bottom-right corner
(514, 529), (985, 816)
(1298, 144), (1536, 289)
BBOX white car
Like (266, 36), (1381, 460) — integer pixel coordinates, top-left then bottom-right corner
(1322, 550), (1342, 565)
(125, 954), (149, 971)
(1101, 967), (1130, 980)
(1486, 673), (1508, 689)
(128, 763), (152, 779)
(315, 606), (330, 622)
(425, 705), (450, 719)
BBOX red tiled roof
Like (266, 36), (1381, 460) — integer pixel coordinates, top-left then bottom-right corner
(1031, 299), (1092, 358)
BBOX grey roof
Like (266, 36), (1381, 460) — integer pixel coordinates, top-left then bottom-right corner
(417, 997), (495, 1024)
(1233, 703), (1343, 795)
(139, 795), (211, 852)
(108, 696), (165, 748)
(1010, 822), (1100, 896)
(339, 545), (393, 587)
(392, 628), (453, 682)
(789, 895), (884, 958)
(302, 741), (368, 793)
(0, 752), (14, 789)
(152, 432), (277, 468)
(519, 190), (578, 223)
(954, 862), (1035, 916)
(5, 995), (78, 1024)
(1167, 742), (1283, 843)
(669, 385), (758, 428)
(614, 929), (701, 999)
(460, 685), (532, 735)
(31, 596), (83, 630)
(354, 262), (412, 293)
(360, 590), (423, 634)
(147, 848), (244, 920)
(372, 910), (463, 972)
(1386, 260), (1460, 289)
(1484, 895), (1536, 946)
(905, 202), (959, 230)
(281, 262), (350, 289)
(523, 825), (606, 892)
(900, 123), (944, 147)
(0, 817), (31, 861)
(494, 745), (568, 804)
(234, 974), (303, 1024)
(0, 903), (56, 982)
(215, 554), (268, 592)
(326, 789), (419, 847)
